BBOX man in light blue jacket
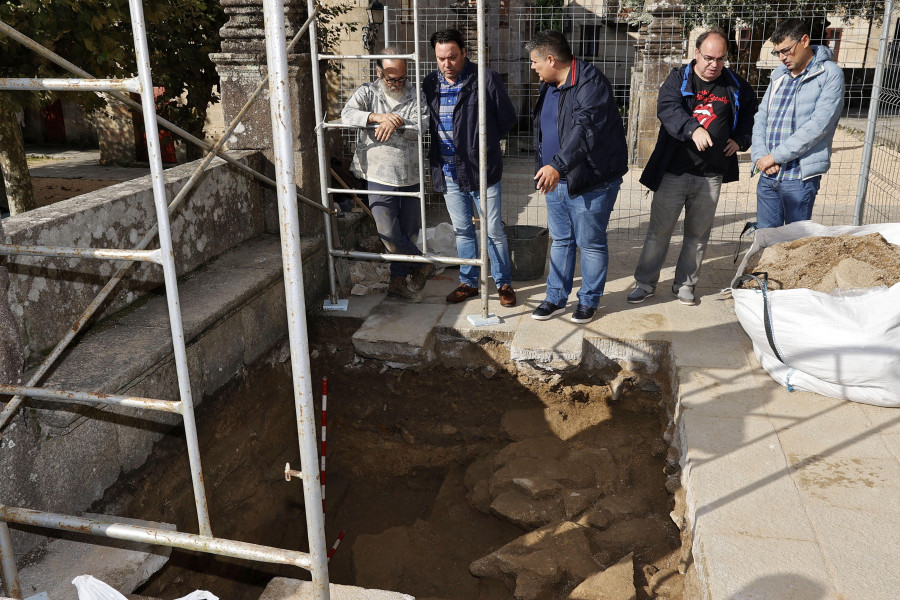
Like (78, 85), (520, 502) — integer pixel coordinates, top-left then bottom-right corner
(751, 19), (844, 228)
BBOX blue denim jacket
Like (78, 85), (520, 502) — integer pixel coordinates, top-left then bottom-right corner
(751, 45), (845, 180)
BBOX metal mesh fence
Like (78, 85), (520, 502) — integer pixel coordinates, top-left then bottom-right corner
(325, 1), (900, 242)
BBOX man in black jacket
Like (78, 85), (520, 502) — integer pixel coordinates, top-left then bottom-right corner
(527, 30), (628, 324)
(628, 29), (757, 306)
(423, 29), (518, 307)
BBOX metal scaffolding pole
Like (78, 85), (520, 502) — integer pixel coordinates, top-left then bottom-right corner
(126, 0), (213, 538)
(469, 0), (496, 326)
(307, 0), (341, 308)
(261, 0), (330, 598)
(853, 0), (895, 225)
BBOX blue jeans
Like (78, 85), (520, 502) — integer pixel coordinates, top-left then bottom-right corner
(756, 175), (821, 229)
(443, 179), (511, 287)
(545, 179), (620, 308)
(368, 181), (421, 278)
(634, 173), (722, 294)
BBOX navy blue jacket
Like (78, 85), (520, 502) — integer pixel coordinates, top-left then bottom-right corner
(640, 62), (758, 191)
(533, 58), (628, 197)
(423, 61), (516, 193)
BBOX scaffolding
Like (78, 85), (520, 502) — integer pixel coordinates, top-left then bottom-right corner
(0, 0), (331, 598)
(313, 0), (498, 324)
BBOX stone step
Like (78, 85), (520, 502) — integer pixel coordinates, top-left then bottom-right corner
(16, 515), (175, 600)
(259, 578), (414, 600)
(351, 300), (446, 367)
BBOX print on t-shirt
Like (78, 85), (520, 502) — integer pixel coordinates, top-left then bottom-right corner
(667, 73), (734, 177)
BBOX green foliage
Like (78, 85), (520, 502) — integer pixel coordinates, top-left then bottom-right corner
(0, 0), (225, 148)
(619, 0), (883, 43)
(316, 1), (356, 73)
(317, 1), (356, 54)
(533, 0), (564, 33)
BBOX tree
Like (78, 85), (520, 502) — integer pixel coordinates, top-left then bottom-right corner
(0, 0), (227, 209)
(0, 92), (36, 215)
(622, 0), (883, 85)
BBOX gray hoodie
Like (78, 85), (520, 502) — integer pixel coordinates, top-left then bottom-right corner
(341, 80), (428, 187)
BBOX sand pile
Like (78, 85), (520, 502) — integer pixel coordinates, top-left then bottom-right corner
(741, 232), (900, 292)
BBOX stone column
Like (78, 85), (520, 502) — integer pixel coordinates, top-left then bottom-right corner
(0, 219), (24, 388)
(627, 0), (686, 167)
(211, 0), (323, 236)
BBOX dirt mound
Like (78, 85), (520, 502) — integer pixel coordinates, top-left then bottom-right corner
(742, 232), (900, 292)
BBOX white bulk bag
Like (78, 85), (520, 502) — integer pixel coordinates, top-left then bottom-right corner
(731, 221), (900, 407)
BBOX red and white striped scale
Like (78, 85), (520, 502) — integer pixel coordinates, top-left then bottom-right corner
(282, 376), (345, 561)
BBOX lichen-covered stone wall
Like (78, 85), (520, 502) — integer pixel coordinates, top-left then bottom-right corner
(2, 152), (268, 364)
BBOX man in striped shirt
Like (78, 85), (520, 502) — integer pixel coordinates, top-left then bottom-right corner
(751, 19), (844, 228)
(424, 29), (518, 307)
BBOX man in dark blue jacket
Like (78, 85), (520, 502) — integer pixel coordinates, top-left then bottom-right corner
(628, 29), (757, 306)
(527, 30), (628, 324)
(423, 29), (518, 307)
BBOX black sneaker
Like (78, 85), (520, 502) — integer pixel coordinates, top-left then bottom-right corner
(627, 288), (654, 304)
(531, 300), (566, 321)
(570, 304), (596, 323)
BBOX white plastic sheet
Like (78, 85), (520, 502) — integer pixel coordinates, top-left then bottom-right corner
(731, 221), (900, 407)
(72, 574), (219, 600)
(416, 222), (456, 258)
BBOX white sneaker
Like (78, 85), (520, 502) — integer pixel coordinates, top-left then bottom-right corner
(677, 288), (696, 306)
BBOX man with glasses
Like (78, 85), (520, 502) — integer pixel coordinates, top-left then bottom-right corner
(628, 29), (757, 306)
(423, 29), (518, 307)
(342, 47), (431, 302)
(751, 18), (844, 228)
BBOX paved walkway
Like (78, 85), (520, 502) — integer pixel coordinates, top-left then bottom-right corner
(326, 223), (900, 600)
(26, 144), (151, 181)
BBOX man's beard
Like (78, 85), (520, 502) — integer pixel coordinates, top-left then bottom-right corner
(379, 79), (407, 101)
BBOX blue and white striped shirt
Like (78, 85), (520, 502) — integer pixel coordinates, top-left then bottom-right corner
(437, 66), (467, 182)
(764, 70), (805, 181)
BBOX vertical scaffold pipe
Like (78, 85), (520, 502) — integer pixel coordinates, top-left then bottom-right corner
(853, 0), (895, 225)
(308, 0), (339, 304)
(412, 0), (428, 255)
(0, 519), (22, 599)
(477, 0), (490, 320)
(261, 1), (330, 598)
(126, 0), (212, 537)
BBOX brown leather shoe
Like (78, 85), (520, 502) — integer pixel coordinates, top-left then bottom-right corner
(446, 283), (479, 303)
(408, 263), (435, 292)
(387, 276), (422, 303)
(498, 284), (517, 307)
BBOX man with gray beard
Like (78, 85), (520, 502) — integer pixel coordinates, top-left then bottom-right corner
(342, 48), (432, 302)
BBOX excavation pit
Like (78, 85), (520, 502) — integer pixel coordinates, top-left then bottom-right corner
(90, 317), (685, 600)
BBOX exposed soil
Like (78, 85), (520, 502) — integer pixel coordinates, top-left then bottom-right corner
(91, 317), (684, 600)
(742, 232), (900, 292)
(31, 178), (122, 208)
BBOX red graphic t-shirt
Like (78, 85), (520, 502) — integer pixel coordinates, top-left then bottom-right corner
(667, 71), (734, 177)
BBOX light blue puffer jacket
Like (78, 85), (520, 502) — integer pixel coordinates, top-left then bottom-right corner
(751, 45), (845, 179)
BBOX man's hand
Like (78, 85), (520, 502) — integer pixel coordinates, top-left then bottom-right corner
(723, 138), (739, 157)
(691, 127), (713, 152)
(368, 112), (404, 142)
(755, 153), (780, 175)
(534, 165), (561, 194)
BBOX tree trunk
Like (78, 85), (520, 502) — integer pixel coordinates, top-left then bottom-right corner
(0, 93), (37, 215)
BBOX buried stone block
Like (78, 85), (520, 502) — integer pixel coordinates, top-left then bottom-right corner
(567, 552), (636, 600)
(469, 519), (601, 600)
(466, 436), (617, 529)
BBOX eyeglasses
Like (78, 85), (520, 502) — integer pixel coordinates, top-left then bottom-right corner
(771, 39), (800, 57)
(382, 75), (408, 85)
(699, 53), (727, 64)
